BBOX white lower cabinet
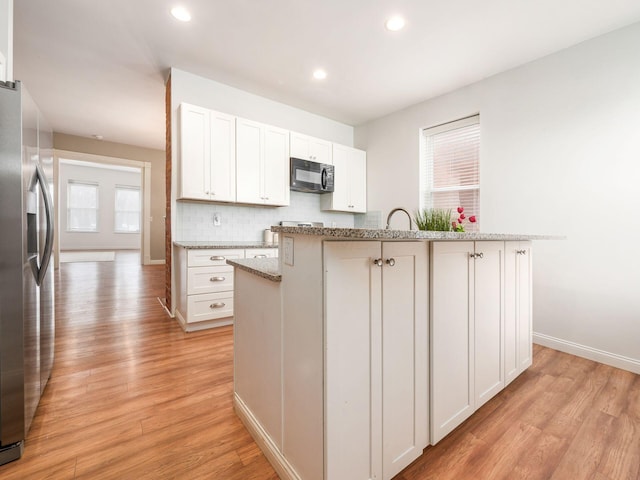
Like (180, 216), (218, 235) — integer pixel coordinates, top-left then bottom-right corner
(174, 247), (278, 331)
(324, 241), (428, 480)
(430, 241), (504, 444)
(505, 241), (532, 385)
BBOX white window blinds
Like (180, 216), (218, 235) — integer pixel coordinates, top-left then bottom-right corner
(67, 180), (99, 232)
(420, 115), (480, 229)
(114, 186), (141, 233)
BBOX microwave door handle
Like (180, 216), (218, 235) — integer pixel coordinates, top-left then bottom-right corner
(321, 168), (328, 190)
(35, 163), (54, 286)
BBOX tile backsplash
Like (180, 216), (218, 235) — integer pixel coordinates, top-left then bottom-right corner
(176, 191), (359, 242)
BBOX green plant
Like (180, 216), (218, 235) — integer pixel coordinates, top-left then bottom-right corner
(414, 208), (453, 231)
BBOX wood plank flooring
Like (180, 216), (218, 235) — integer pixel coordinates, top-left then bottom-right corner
(1, 250), (639, 479)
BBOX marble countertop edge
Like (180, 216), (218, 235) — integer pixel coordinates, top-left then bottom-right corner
(226, 258), (281, 282)
(269, 226), (564, 241)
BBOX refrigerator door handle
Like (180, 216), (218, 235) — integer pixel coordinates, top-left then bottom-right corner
(34, 163), (54, 286)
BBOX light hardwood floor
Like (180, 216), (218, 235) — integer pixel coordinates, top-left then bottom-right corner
(1, 251), (638, 479)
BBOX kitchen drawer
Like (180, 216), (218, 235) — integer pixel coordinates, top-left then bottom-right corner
(246, 248), (278, 259)
(187, 265), (234, 295)
(187, 292), (234, 323)
(187, 249), (245, 267)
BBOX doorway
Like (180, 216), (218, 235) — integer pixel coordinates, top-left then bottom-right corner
(53, 150), (153, 269)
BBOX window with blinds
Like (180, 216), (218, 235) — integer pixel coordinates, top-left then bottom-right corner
(67, 180), (99, 232)
(114, 186), (141, 233)
(420, 115), (480, 230)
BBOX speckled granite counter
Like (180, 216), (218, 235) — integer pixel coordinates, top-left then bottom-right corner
(174, 241), (279, 249)
(270, 226), (562, 241)
(227, 258), (281, 282)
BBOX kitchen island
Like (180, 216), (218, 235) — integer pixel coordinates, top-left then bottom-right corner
(229, 227), (559, 480)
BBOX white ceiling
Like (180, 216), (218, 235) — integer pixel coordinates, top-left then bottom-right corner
(13, 0), (640, 151)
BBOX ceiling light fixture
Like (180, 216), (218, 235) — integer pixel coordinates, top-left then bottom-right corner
(385, 15), (405, 32)
(313, 69), (327, 80)
(171, 6), (192, 22)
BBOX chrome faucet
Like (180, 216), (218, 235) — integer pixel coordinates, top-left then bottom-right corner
(385, 208), (412, 230)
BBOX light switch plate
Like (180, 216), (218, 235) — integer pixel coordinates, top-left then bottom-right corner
(283, 236), (294, 266)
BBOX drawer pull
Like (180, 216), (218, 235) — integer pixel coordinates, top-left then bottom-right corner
(209, 276), (226, 282)
(253, 254), (268, 258)
(210, 255), (226, 261)
(209, 302), (226, 309)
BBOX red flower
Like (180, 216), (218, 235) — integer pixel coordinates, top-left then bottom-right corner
(469, 216), (477, 223)
(451, 221), (457, 229)
(459, 213), (466, 220)
(457, 207), (464, 214)
(457, 218), (463, 224)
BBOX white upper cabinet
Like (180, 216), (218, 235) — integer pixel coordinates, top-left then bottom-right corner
(290, 131), (332, 164)
(322, 144), (367, 213)
(236, 118), (290, 206)
(178, 103), (236, 202)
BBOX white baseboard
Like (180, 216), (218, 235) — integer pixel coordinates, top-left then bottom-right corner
(157, 297), (174, 318)
(234, 394), (301, 480)
(174, 310), (233, 332)
(146, 259), (166, 265)
(533, 332), (640, 375)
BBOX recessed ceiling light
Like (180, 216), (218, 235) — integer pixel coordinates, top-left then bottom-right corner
(385, 15), (405, 31)
(171, 6), (192, 22)
(313, 69), (327, 80)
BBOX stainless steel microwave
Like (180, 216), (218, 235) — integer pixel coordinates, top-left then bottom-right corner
(290, 158), (334, 193)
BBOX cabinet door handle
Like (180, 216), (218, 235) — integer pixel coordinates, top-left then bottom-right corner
(386, 258), (396, 267)
(253, 254), (268, 258)
(516, 249), (527, 255)
(469, 252), (484, 259)
(373, 258), (383, 267)
(210, 256), (226, 261)
(210, 302), (226, 309)
(209, 276), (226, 282)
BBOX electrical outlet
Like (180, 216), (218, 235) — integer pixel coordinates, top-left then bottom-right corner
(213, 213), (221, 226)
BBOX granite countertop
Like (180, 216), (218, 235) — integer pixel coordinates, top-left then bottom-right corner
(174, 241), (280, 249)
(270, 226), (563, 241)
(226, 258), (281, 282)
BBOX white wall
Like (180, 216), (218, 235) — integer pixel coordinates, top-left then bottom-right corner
(59, 162), (141, 250)
(355, 22), (640, 371)
(0, 0), (12, 81)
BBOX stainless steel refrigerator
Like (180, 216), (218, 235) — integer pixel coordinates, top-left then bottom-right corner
(0, 80), (55, 465)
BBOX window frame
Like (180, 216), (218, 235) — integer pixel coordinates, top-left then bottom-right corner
(66, 180), (99, 232)
(419, 115), (480, 229)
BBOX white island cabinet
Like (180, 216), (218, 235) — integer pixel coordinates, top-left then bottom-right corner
(430, 241), (504, 444)
(232, 228), (551, 480)
(505, 241), (533, 384)
(324, 241), (428, 480)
